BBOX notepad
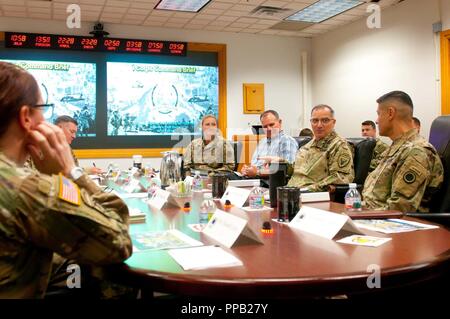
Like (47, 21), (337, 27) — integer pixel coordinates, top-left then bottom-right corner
(168, 246), (243, 270)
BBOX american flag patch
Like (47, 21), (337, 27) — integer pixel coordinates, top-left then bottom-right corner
(58, 174), (81, 206)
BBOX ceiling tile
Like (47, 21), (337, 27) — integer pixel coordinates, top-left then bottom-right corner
(105, 0), (131, 8)
(202, 8), (226, 15)
(208, 20), (231, 27)
(187, 18), (211, 25)
(130, 2), (155, 10)
(216, 15), (238, 22)
(206, 2), (234, 10)
(195, 14), (219, 20)
(204, 25), (225, 31)
(27, 1), (52, 8)
(80, 0), (106, 4)
(103, 7), (128, 14)
(262, 0), (290, 7)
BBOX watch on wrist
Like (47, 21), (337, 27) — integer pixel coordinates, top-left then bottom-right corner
(70, 167), (84, 180)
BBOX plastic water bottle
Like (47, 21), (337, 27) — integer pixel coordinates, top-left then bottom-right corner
(200, 193), (216, 224)
(345, 183), (362, 212)
(249, 181), (265, 209)
(192, 171), (203, 191)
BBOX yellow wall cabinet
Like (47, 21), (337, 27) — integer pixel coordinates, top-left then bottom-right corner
(243, 83), (264, 114)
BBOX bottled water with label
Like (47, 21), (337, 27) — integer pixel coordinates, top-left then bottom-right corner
(345, 183), (362, 212)
(192, 171), (203, 191)
(200, 193), (216, 224)
(249, 181), (265, 209)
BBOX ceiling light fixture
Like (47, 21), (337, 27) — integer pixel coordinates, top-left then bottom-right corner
(285, 0), (364, 23)
(154, 0), (212, 13)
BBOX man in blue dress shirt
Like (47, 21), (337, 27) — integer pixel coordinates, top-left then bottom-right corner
(241, 110), (297, 178)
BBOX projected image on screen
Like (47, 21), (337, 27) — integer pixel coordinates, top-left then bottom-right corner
(4, 59), (97, 137)
(107, 62), (218, 136)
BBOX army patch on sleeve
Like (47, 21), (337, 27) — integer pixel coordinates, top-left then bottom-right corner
(58, 174), (81, 206)
(338, 153), (351, 168)
(403, 171), (417, 184)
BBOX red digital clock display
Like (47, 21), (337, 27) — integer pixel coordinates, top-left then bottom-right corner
(80, 38), (99, 50)
(147, 41), (164, 54)
(103, 39), (121, 51)
(57, 36), (76, 49)
(35, 35), (51, 48)
(5, 32), (187, 56)
(125, 40), (143, 53)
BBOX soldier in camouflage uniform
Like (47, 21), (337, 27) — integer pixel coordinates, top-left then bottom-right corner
(361, 120), (389, 172)
(184, 114), (235, 174)
(0, 62), (132, 298)
(363, 91), (443, 212)
(288, 105), (354, 191)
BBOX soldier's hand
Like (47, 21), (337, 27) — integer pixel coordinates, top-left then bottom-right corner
(27, 122), (76, 176)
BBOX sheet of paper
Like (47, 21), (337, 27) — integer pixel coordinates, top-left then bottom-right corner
(131, 229), (203, 252)
(112, 191), (148, 199)
(188, 223), (207, 233)
(337, 235), (392, 247)
(168, 245), (243, 270)
(354, 219), (439, 234)
(241, 206), (273, 212)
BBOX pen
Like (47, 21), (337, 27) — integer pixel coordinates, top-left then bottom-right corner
(93, 162), (96, 167)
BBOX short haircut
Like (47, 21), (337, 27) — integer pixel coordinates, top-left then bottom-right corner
(299, 128), (313, 137)
(311, 104), (335, 117)
(412, 117), (421, 126)
(376, 91), (414, 110)
(54, 115), (78, 126)
(260, 110), (279, 121)
(362, 120), (376, 129)
(201, 114), (217, 125)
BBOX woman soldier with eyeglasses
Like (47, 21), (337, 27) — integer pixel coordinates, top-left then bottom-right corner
(0, 61), (132, 298)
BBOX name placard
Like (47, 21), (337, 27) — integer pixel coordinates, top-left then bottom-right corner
(220, 186), (251, 208)
(289, 206), (364, 240)
(203, 209), (263, 248)
(147, 188), (171, 210)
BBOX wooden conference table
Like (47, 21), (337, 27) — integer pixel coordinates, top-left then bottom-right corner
(110, 190), (450, 299)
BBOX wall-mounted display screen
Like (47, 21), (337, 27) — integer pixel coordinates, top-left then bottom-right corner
(106, 62), (219, 137)
(2, 59), (97, 137)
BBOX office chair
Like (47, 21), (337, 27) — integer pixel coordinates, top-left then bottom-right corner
(406, 115), (450, 226)
(293, 136), (312, 149)
(331, 138), (377, 203)
(231, 140), (243, 171)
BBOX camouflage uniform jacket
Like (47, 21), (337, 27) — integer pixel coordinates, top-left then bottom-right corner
(369, 138), (389, 173)
(24, 148), (79, 171)
(362, 129), (443, 212)
(183, 136), (235, 173)
(287, 131), (355, 191)
(0, 153), (132, 298)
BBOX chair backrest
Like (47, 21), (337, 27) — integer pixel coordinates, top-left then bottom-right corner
(293, 136), (312, 149)
(346, 137), (377, 185)
(428, 115), (450, 213)
(231, 141), (243, 171)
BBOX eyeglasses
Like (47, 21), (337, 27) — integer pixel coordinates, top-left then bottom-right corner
(31, 103), (55, 119)
(310, 118), (333, 125)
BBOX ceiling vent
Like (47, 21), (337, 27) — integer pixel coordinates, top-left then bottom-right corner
(248, 6), (293, 20)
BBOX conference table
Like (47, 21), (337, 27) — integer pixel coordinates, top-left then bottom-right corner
(109, 189), (450, 299)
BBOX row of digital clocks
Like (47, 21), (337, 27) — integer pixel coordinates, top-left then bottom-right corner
(4, 32), (187, 56)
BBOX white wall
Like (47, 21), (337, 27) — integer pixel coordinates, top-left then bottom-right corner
(311, 0), (443, 140)
(0, 17), (311, 170)
(442, 0), (450, 30)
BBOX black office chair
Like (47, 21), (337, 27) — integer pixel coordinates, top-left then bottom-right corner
(406, 115), (450, 226)
(331, 138), (377, 203)
(231, 140), (243, 171)
(293, 136), (312, 149)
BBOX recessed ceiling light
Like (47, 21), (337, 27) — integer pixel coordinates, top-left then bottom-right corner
(154, 0), (212, 13)
(285, 0), (364, 23)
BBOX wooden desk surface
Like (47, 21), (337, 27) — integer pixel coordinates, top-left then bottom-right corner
(113, 193), (450, 299)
